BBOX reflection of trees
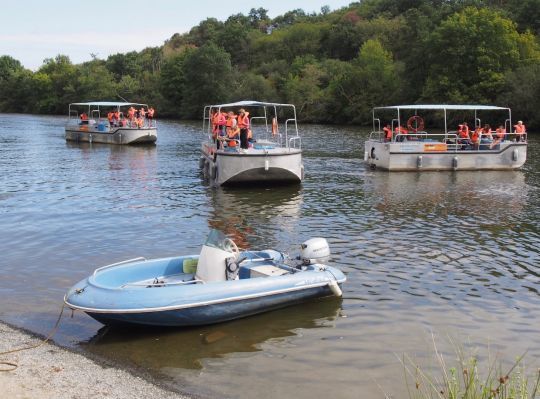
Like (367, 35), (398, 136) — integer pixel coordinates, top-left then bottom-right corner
(208, 186), (303, 249)
(83, 298), (341, 370)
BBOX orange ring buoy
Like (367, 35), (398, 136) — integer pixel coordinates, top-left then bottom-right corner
(271, 117), (278, 136)
(407, 115), (424, 133)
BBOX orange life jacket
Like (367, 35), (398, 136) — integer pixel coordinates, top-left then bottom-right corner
(483, 128), (492, 138)
(107, 112), (113, 122)
(471, 129), (481, 144)
(227, 127), (239, 146)
(394, 126), (407, 135)
(383, 127), (392, 140)
(226, 115), (237, 128)
(458, 124), (470, 139)
(80, 113), (88, 121)
(496, 127), (505, 139)
(237, 112), (250, 129)
(147, 108), (155, 117)
(514, 124), (525, 134)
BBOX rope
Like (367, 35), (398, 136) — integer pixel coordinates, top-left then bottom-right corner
(0, 303), (66, 372)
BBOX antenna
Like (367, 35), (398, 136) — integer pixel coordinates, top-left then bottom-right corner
(116, 93), (130, 103)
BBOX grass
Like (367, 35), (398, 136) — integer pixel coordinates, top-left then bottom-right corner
(400, 334), (540, 399)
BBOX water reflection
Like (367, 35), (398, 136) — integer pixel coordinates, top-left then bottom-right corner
(208, 186), (303, 249)
(83, 298), (341, 370)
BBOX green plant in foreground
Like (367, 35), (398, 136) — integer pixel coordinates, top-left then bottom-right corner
(401, 336), (540, 399)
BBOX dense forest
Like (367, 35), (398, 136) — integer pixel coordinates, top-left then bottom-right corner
(1, 0), (539, 126)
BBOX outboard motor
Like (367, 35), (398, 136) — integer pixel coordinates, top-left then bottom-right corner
(300, 238), (331, 265)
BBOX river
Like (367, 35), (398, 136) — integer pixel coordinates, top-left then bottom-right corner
(0, 113), (538, 398)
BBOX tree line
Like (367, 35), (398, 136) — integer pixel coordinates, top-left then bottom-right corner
(1, 0), (539, 127)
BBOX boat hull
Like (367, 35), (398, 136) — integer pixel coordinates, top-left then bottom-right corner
(85, 285), (334, 327)
(201, 143), (303, 186)
(65, 127), (157, 145)
(364, 140), (527, 171)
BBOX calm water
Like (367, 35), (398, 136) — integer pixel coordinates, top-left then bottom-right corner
(0, 113), (539, 398)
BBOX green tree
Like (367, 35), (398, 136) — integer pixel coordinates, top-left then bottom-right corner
(159, 50), (193, 116)
(180, 44), (234, 118)
(422, 7), (530, 103)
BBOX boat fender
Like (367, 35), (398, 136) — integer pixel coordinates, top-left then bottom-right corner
(264, 159), (269, 171)
(328, 279), (343, 297)
(225, 257), (239, 280)
(512, 148), (518, 162)
(370, 147), (375, 159)
(199, 157), (205, 168)
(452, 156), (458, 169)
(417, 155), (423, 168)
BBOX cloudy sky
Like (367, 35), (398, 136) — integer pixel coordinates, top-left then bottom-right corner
(1, 0), (353, 70)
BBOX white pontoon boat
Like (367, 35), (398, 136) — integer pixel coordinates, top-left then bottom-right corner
(65, 101), (157, 145)
(365, 105), (527, 171)
(200, 101), (303, 186)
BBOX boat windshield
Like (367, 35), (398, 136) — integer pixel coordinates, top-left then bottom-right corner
(204, 229), (232, 251)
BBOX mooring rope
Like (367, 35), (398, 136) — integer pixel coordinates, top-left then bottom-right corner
(0, 303), (66, 372)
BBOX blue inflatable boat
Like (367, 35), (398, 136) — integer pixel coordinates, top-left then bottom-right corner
(65, 230), (346, 327)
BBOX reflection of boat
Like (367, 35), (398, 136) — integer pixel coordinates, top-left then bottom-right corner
(65, 101), (157, 145)
(200, 101), (303, 186)
(83, 298), (341, 370)
(365, 105), (527, 170)
(65, 230), (345, 327)
(208, 186), (303, 248)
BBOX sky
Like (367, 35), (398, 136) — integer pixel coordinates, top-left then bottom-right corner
(1, 0), (353, 70)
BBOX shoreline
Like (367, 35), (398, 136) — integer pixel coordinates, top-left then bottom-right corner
(0, 321), (192, 399)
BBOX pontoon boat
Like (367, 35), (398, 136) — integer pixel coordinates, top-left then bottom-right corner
(200, 101), (303, 185)
(65, 101), (157, 145)
(365, 105), (527, 170)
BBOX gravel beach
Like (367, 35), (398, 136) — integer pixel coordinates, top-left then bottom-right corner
(0, 322), (190, 399)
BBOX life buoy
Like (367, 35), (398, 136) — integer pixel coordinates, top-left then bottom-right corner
(271, 117), (278, 136)
(407, 115), (424, 132)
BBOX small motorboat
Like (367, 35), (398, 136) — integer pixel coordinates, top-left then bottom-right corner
(64, 230), (346, 327)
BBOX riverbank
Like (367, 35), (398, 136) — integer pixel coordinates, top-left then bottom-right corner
(0, 322), (189, 399)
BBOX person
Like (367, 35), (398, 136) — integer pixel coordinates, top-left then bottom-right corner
(226, 124), (240, 147)
(127, 106), (135, 121)
(107, 111), (114, 126)
(211, 109), (219, 144)
(147, 107), (155, 126)
(237, 108), (250, 149)
(490, 124), (505, 149)
(457, 122), (470, 148)
(383, 124), (392, 142)
(140, 107), (146, 120)
(482, 124), (493, 140)
(514, 120), (526, 142)
(470, 126), (481, 150)
(80, 112), (88, 124)
(394, 125), (408, 142)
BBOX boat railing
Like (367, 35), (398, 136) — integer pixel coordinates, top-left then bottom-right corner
(93, 257), (147, 276)
(285, 118), (298, 148)
(368, 130), (385, 141)
(289, 136), (301, 150)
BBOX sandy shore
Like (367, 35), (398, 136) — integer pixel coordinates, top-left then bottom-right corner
(0, 322), (190, 399)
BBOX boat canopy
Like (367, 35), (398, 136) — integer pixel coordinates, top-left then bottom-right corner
(374, 104), (510, 111)
(69, 101), (148, 107)
(207, 100), (295, 109)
